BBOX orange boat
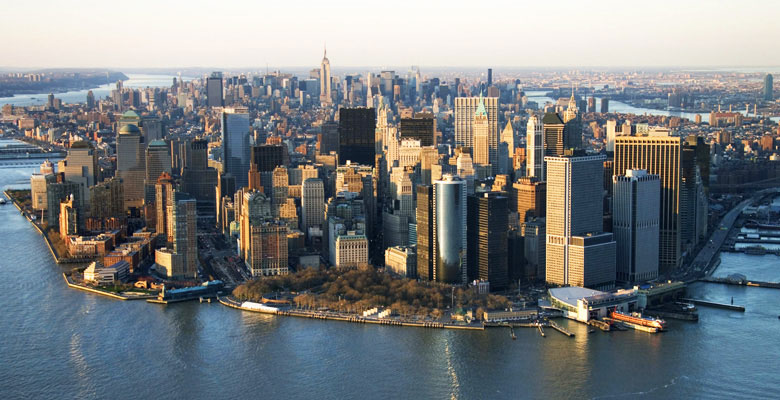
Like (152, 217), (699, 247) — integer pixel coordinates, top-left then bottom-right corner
(610, 311), (666, 330)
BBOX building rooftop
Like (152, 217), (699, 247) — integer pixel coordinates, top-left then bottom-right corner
(549, 287), (605, 308)
(119, 124), (141, 134)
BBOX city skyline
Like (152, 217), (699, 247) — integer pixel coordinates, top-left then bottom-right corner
(3, 0), (780, 69)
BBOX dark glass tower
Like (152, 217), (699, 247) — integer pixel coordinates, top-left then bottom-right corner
(338, 107), (376, 166)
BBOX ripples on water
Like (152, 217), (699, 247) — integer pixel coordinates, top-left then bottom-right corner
(0, 160), (779, 399)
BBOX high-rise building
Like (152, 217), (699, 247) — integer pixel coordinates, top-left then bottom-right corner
(513, 177), (546, 223)
(399, 113), (435, 147)
(301, 178), (325, 239)
(338, 107), (376, 166)
(614, 136), (682, 273)
(86, 90), (95, 109)
(59, 141), (98, 207)
(543, 112), (580, 158)
(765, 73), (774, 102)
(207, 72), (223, 107)
(222, 107), (251, 188)
(613, 170), (660, 284)
(545, 153), (615, 290)
(501, 121), (514, 159)
(487, 68), (493, 87)
(468, 192), (509, 289)
(87, 177), (124, 231)
(116, 124), (146, 208)
(145, 140), (171, 184)
(473, 100), (490, 166)
(600, 98), (609, 113)
(433, 175), (468, 284)
(320, 121), (340, 155)
(605, 119), (617, 152)
(156, 192), (197, 279)
(155, 173), (175, 237)
(526, 115), (544, 178)
(319, 48), (332, 105)
(416, 184), (434, 281)
(455, 96), (499, 171)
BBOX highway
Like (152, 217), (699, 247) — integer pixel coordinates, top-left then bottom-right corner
(677, 188), (780, 282)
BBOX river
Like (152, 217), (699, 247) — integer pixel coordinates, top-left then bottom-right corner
(0, 153), (778, 398)
(0, 74), (194, 107)
(525, 91), (780, 124)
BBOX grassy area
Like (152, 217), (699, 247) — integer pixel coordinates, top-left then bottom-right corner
(232, 266), (511, 320)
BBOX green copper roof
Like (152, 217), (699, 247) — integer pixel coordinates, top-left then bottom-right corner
(148, 140), (167, 147)
(122, 110), (140, 118)
(119, 124), (141, 134)
(475, 94), (487, 117)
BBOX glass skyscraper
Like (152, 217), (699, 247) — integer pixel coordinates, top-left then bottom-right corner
(433, 175), (467, 284)
(221, 107), (251, 189)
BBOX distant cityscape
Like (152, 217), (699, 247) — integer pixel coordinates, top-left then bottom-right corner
(2, 50), (780, 331)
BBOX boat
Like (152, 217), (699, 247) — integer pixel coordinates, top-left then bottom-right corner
(0, 198), (6, 205)
(609, 311), (666, 330)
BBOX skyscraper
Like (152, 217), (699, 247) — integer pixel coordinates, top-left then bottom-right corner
(116, 124), (146, 209)
(545, 153), (615, 290)
(207, 72), (223, 107)
(301, 178), (325, 239)
(614, 136), (683, 273)
(319, 48), (332, 105)
(543, 112), (580, 158)
(221, 107), (251, 188)
(454, 96), (499, 171)
(433, 175), (468, 284)
(399, 113), (435, 146)
(145, 140), (171, 184)
(155, 172), (175, 236)
(513, 177), (546, 223)
(416, 184), (434, 281)
(473, 100), (490, 166)
(338, 107), (376, 166)
(765, 73), (774, 102)
(501, 121), (514, 158)
(526, 115), (544, 178)
(613, 170), (660, 284)
(469, 192), (509, 289)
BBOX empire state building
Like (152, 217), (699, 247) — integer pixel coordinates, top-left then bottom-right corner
(319, 47), (332, 105)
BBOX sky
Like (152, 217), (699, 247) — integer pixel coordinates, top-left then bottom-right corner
(2, 0), (779, 69)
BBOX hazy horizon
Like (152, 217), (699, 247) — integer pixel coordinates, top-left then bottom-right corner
(2, 0), (780, 69)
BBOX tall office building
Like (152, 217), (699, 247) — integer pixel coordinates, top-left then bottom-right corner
(433, 175), (468, 284)
(543, 112), (580, 157)
(487, 68), (493, 87)
(613, 170), (660, 284)
(320, 121), (340, 155)
(605, 119), (617, 152)
(301, 178), (325, 239)
(473, 100), (490, 166)
(145, 140), (171, 184)
(399, 113), (435, 146)
(319, 48), (332, 105)
(338, 107), (376, 166)
(765, 73), (774, 102)
(526, 115), (544, 178)
(416, 184), (434, 281)
(501, 121), (514, 158)
(222, 107), (251, 189)
(454, 96), (499, 172)
(116, 124), (146, 208)
(59, 141), (98, 207)
(614, 136), (682, 273)
(468, 192), (509, 289)
(513, 177), (546, 223)
(600, 98), (609, 113)
(155, 173), (175, 237)
(545, 153), (615, 290)
(207, 72), (223, 107)
(156, 192), (197, 279)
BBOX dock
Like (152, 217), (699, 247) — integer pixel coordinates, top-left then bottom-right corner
(588, 319), (611, 331)
(680, 298), (745, 312)
(537, 324), (545, 337)
(699, 276), (780, 290)
(548, 320), (575, 337)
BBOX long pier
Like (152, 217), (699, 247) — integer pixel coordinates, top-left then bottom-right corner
(699, 276), (780, 289)
(680, 298), (745, 312)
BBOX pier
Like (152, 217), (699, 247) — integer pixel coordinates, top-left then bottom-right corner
(698, 276), (780, 289)
(680, 298), (745, 312)
(548, 320), (575, 337)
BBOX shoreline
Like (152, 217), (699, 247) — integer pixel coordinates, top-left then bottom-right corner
(218, 296), (485, 331)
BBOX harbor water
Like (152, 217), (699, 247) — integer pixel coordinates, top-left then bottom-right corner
(0, 157), (779, 399)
